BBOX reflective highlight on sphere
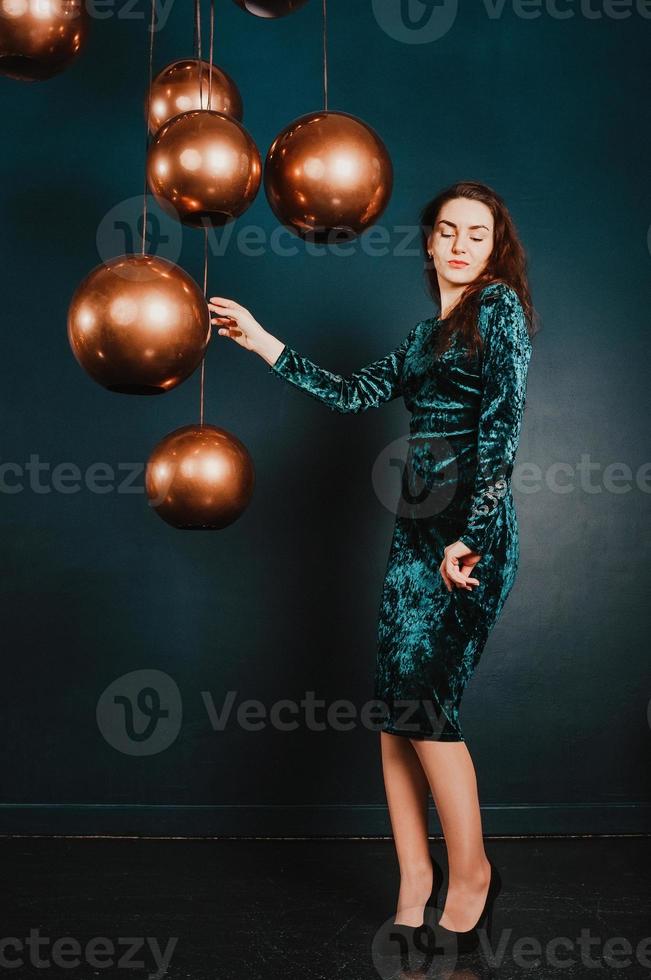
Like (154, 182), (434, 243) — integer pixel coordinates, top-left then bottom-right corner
(264, 110), (393, 243)
(232, 0), (309, 17)
(145, 424), (255, 529)
(147, 59), (243, 135)
(67, 255), (211, 395)
(0, 0), (89, 81)
(146, 110), (262, 227)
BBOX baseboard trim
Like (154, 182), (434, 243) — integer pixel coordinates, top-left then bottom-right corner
(0, 803), (649, 837)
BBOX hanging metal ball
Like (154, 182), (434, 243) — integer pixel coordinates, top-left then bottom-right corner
(264, 110), (393, 243)
(146, 109), (262, 228)
(232, 0), (309, 17)
(0, 0), (89, 81)
(145, 424), (255, 530)
(147, 59), (243, 135)
(67, 255), (210, 395)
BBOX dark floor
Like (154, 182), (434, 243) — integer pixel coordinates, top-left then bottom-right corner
(0, 836), (649, 979)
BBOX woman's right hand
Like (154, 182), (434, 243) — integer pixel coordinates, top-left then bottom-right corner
(208, 296), (286, 367)
(208, 296), (266, 352)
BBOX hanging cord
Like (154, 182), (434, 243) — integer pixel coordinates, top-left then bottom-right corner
(208, 0), (215, 103)
(322, 0), (328, 111)
(141, 0), (157, 254)
(200, 227), (209, 426)
(195, 0), (205, 109)
(198, 0), (216, 427)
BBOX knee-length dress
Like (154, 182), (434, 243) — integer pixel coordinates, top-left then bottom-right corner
(268, 282), (533, 741)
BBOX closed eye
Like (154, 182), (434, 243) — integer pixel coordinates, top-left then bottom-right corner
(440, 233), (485, 242)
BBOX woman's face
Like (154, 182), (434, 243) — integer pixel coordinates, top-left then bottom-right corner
(428, 197), (495, 289)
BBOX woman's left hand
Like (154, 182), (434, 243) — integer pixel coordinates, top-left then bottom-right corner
(439, 541), (481, 592)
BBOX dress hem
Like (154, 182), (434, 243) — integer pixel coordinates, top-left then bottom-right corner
(380, 726), (465, 743)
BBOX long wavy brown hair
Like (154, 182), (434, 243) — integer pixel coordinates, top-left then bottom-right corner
(420, 181), (539, 358)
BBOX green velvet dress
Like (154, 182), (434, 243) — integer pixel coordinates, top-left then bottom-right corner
(268, 282), (533, 741)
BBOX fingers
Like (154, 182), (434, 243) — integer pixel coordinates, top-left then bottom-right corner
(213, 324), (242, 337)
(208, 297), (242, 313)
(208, 305), (236, 317)
(446, 557), (469, 590)
(459, 562), (480, 586)
(213, 324), (243, 339)
(441, 556), (480, 591)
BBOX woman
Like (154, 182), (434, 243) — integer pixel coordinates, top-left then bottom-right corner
(208, 181), (535, 952)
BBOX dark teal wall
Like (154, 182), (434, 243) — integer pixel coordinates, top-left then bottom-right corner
(1, 0), (649, 835)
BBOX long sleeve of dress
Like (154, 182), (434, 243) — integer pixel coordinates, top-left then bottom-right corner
(268, 326), (417, 414)
(458, 286), (533, 556)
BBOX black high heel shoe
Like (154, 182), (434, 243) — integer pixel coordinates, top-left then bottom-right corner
(431, 856), (502, 956)
(387, 856), (444, 966)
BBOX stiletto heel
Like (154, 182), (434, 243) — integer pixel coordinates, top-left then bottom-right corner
(432, 856), (502, 956)
(485, 893), (495, 945)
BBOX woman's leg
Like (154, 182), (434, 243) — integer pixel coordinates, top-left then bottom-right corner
(412, 739), (491, 932)
(380, 731), (434, 926)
